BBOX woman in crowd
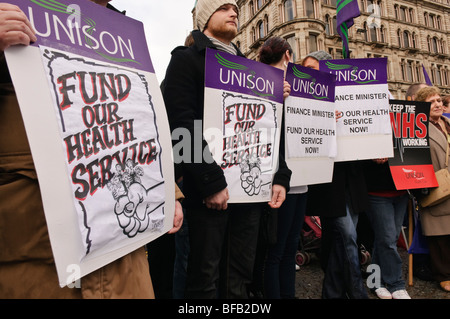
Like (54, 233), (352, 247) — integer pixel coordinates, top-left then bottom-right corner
(257, 37), (306, 299)
(415, 86), (450, 292)
(362, 158), (410, 299)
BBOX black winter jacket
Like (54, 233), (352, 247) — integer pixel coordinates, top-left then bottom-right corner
(162, 30), (291, 207)
(306, 161), (368, 218)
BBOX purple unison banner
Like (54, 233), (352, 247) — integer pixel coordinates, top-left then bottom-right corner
(205, 48), (284, 104)
(320, 57), (388, 87)
(284, 63), (337, 186)
(319, 57), (393, 162)
(14, 0), (154, 72)
(285, 63), (336, 101)
(204, 48), (284, 203)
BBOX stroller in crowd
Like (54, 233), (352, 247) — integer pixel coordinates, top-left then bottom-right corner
(295, 215), (372, 268)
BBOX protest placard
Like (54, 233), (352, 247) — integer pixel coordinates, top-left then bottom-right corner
(5, 0), (174, 287)
(203, 48), (284, 203)
(284, 63), (336, 186)
(388, 100), (438, 189)
(320, 58), (393, 161)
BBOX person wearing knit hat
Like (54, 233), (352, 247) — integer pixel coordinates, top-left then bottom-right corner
(302, 50), (332, 70)
(194, 0), (239, 32)
(163, 0), (291, 299)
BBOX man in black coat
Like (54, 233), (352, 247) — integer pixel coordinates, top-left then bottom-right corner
(162, 0), (291, 299)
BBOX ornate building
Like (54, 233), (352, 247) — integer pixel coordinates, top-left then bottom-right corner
(232, 0), (450, 98)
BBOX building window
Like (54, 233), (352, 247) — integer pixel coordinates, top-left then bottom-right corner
(437, 16), (442, 29)
(364, 22), (370, 41)
(415, 63), (421, 82)
(432, 37), (438, 53)
(441, 39), (446, 54)
(325, 14), (331, 35)
(286, 36), (297, 62)
(332, 16), (337, 35)
(406, 60), (413, 82)
(403, 31), (410, 48)
(308, 33), (318, 52)
(409, 8), (414, 23)
(400, 7), (406, 21)
(284, 0), (294, 22)
(435, 65), (442, 86)
(257, 0), (263, 10)
(443, 67), (449, 86)
(258, 20), (265, 39)
(249, 1), (255, 16)
(380, 25), (386, 43)
(401, 60), (406, 81)
(264, 15), (269, 35)
(430, 14), (436, 28)
(305, 0), (315, 19)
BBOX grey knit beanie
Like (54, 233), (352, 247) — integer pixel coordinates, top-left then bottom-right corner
(305, 50), (332, 61)
(194, 0), (239, 31)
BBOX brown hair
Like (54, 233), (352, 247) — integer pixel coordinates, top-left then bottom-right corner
(258, 36), (293, 65)
(415, 86), (441, 102)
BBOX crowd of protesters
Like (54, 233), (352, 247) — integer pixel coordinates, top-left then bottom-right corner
(0, 0), (449, 299)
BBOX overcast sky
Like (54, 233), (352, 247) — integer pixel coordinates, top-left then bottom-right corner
(111, 0), (196, 83)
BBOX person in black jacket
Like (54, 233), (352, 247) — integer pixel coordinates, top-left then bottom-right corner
(162, 0), (290, 299)
(304, 51), (369, 299)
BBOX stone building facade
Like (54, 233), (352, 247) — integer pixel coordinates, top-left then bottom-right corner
(231, 0), (450, 98)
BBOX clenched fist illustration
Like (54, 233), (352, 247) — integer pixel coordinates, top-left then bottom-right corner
(114, 183), (162, 237)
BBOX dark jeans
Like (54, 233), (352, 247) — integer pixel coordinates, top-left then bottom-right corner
(264, 193), (307, 298)
(185, 203), (262, 299)
(321, 205), (368, 299)
(173, 207), (189, 299)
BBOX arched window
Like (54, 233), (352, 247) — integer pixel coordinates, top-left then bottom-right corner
(397, 29), (402, 47)
(284, 0), (294, 21)
(435, 65), (442, 86)
(249, 1), (255, 16)
(432, 37), (438, 53)
(437, 16), (442, 29)
(409, 8), (414, 23)
(264, 15), (269, 35)
(412, 32), (417, 48)
(370, 24), (378, 41)
(332, 16), (337, 35)
(441, 39), (446, 54)
(364, 22), (369, 41)
(380, 25), (386, 43)
(325, 14), (331, 35)
(403, 31), (410, 48)
(258, 20), (265, 39)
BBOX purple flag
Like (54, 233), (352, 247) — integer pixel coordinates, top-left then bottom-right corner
(336, 0), (360, 59)
(422, 64), (433, 86)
